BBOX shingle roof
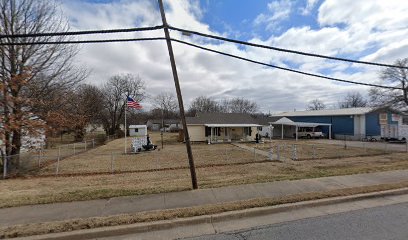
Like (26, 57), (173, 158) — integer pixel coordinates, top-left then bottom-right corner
(251, 115), (281, 125)
(147, 119), (180, 124)
(186, 113), (260, 125)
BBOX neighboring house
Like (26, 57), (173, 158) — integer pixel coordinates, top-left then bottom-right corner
(186, 113), (261, 143)
(129, 125), (147, 137)
(146, 119), (181, 131)
(85, 123), (105, 133)
(271, 107), (407, 141)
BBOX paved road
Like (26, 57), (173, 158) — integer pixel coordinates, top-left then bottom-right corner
(182, 202), (408, 240)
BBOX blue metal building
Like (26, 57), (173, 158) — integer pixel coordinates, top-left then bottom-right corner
(272, 107), (405, 140)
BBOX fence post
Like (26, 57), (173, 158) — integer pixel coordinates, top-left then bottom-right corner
(111, 153), (114, 174)
(277, 145), (280, 161)
(384, 141), (388, 153)
(3, 156), (7, 179)
(92, 139), (95, 148)
(37, 149), (41, 168)
(84, 140), (87, 151)
(312, 145), (316, 159)
(253, 147), (256, 161)
(269, 146), (273, 161)
(56, 147), (61, 175)
(406, 141), (408, 153)
(292, 144), (298, 160)
(343, 135), (347, 149)
(73, 143), (76, 155)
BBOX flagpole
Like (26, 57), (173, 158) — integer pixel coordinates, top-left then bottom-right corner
(125, 105), (127, 154)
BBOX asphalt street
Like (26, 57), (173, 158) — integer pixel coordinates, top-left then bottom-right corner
(181, 202), (408, 240)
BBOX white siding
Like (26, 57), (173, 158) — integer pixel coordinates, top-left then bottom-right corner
(188, 125), (206, 142)
(129, 126), (147, 137)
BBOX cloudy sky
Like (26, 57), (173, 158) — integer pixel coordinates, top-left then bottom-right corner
(59, 0), (408, 113)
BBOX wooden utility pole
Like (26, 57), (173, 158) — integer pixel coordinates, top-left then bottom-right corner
(158, 0), (198, 189)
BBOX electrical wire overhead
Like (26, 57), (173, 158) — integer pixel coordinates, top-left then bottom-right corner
(0, 25), (164, 39)
(172, 38), (402, 90)
(0, 37), (166, 45)
(169, 26), (408, 70)
(0, 22), (402, 90)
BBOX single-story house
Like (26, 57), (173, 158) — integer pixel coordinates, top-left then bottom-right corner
(271, 107), (408, 140)
(186, 113), (261, 143)
(146, 119), (181, 131)
(129, 125), (147, 137)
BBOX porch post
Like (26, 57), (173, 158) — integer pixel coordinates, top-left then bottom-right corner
(210, 127), (213, 144)
(329, 125), (332, 139)
(281, 124), (284, 139)
(296, 125), (298, 141)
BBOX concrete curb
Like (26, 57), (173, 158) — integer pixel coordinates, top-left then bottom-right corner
(15, 187), (408, 240)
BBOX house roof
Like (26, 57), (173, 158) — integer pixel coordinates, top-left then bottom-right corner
(147, 119), (180, 124)
(186, 112), (260, 125)
(129, 125), (146, 128)
(272, 107), (374, 117)
(251, 115), (281, 125)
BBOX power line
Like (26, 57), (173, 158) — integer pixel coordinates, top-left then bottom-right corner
(171, 38), (402, 90)
(0, 25), (164, 39)
(0, 37), (166, 45)
(0, 35), (400, 90)
(169, 26), (408, 70)
(1, 22), (405, 71)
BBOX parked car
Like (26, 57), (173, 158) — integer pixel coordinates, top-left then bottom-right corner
(294, 127), (324, 139)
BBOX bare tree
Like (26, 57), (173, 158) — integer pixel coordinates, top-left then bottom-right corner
(369, 58), (408, 111)
(188, 96), (220, 115)
(220, 97), (258, 114)
(339, 92), (367, 108)
(152, 92), (178, 117)
(101, 74), (145, 135)
(0, 0), (86, 158)
(307, 99), (326, 110)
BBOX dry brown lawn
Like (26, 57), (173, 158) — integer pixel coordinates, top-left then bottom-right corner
(1, 132), (408, 208)
(249, 140), (386, 160)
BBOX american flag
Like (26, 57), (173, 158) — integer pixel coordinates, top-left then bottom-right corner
(127, 96), (142, 109)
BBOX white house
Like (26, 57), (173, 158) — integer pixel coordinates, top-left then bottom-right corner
(129, 125), (147, 137)
(186, 113), (261, 143)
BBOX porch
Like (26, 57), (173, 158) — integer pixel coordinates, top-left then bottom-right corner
(205, 124), (261, 143)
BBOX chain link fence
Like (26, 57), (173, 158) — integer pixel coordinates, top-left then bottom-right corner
(2, 137), (407, 179)
(2, 139), (98, 178)
(255, 140), (408, 161)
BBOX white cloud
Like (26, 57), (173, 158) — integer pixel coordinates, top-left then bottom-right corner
(318, 0), (408, 31)
(253, 0), (293, 31)
(300, 0), (319, 15)
(58, 0), (408, 113)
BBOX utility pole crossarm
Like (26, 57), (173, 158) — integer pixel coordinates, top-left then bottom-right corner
(158, 0), (198, 189)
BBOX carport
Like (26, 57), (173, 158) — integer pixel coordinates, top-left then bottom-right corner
(270, 117), (332, 141)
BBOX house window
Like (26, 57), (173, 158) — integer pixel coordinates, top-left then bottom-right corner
(135, 128), (139, 132)
(244, 127), (252, 136)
